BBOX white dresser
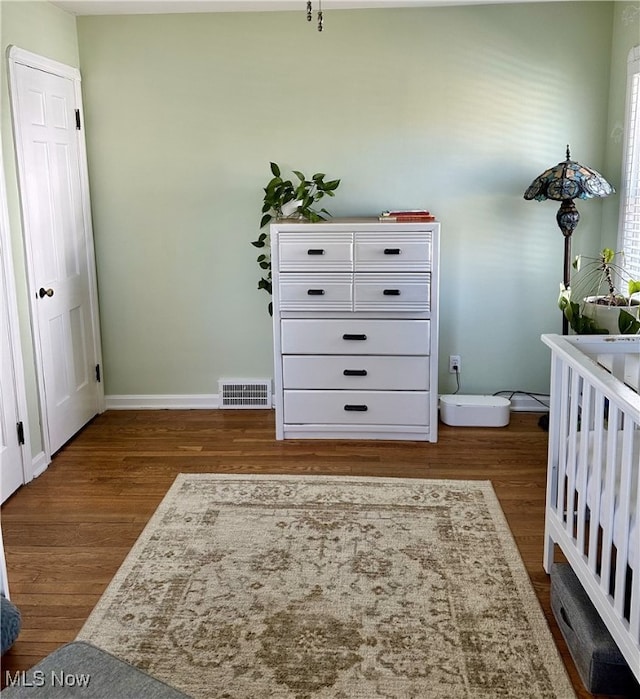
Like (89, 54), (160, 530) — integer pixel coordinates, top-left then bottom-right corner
(271, 219), (439, 441)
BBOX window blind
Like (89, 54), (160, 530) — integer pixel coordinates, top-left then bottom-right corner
(619, 46), (640, 279)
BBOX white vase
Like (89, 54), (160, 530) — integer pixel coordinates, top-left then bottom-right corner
(279, 200), (303, 218)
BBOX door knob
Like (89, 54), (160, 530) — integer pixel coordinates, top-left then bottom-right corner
(38, 287), (54, 298)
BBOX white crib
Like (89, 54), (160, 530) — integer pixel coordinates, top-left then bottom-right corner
(541, 333), (640, 682)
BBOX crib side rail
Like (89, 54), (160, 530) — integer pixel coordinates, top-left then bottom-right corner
(541, 334), (640, 681)
(541, 335), (640, 416)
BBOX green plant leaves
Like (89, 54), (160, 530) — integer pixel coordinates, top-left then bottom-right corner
(628, 279), (640, 296)
(252, 231), (268, 247)
(618, 310), (640, 334)
(259, 162), (340, 228)
(558, 288), (609, 334)
(253, 162), (341, 315)
(563, 250), (640, 334)
(602, 248), (615, 264)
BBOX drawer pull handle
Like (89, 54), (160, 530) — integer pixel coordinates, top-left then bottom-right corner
(307, 248), (325, 255)
(307, 289), (325, 295)
(384, 248), (401, 255)
(343, 369), (367, 376)
(344, 404), (368, 412)
(342, 333), (367, 341)
(383, 289), (401, 296)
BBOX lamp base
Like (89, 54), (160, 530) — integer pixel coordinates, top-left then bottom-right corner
(556, 199), (580, 336)
(556, 199), (580, 240)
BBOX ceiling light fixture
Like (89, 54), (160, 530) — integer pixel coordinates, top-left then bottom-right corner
(306, 0), (324, 32)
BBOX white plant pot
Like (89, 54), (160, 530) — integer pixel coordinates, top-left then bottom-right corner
(280, 200), (303, 218)
(582, 296), (640, 334)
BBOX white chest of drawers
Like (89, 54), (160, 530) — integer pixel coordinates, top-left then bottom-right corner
(271, 219), (440, 441)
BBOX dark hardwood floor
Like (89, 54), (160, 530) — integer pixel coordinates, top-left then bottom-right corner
(0, 409), (619, 696)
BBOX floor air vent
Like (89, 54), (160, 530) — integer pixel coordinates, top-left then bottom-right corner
(218, 380), (272, 409)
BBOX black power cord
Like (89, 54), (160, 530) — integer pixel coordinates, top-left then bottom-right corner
(452, 366), (461, 394)
(492, 390), (550, 409)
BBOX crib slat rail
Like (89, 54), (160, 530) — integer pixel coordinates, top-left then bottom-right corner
(541, 334), (640, 683)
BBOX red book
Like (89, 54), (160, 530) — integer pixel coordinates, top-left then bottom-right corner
(379, 214), (435, 222)
(381, 209), (431, 217)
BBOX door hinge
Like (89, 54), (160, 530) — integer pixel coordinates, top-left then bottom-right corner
(95, 364), (101, 383)
(17, 421), (25, 445)
(75, 109), (81, 130)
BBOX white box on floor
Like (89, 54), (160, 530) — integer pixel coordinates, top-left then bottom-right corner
(439, 394), (511, 427)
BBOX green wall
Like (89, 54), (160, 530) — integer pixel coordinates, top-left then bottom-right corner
(2, 1), (631, 452)
(77, 3), (615, 399)
(1, 0), (79, 455)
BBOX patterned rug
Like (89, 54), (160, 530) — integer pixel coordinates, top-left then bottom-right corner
(77, 475), (574, 698)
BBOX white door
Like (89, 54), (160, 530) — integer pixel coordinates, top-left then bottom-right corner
(0, 135), (29, 504)
(1, 248), (25, 504)
(9, 48), (103, 455)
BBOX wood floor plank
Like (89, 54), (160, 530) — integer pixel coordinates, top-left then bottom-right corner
(0, 410), (619, 697)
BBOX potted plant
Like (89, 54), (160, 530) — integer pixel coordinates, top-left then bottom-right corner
(558, 248), (640, 334)
(251, 162), (341, 315)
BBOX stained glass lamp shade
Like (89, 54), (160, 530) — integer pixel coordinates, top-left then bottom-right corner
(524, 146), (615, 333)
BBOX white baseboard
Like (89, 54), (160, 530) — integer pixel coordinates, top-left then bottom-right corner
(106, 393), (548, 413)
(105, 394), (220, 410)
(31, 450), (49, 479)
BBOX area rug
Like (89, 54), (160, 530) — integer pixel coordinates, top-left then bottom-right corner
(77, 475), (574, 698)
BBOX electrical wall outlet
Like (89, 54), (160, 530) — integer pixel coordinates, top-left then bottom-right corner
(449, 355), (461, 373)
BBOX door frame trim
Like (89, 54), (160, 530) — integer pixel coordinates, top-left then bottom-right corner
(0, 100), (31, 489)
(7, 45), (104, 460)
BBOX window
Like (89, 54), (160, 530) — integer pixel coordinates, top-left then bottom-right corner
(618, 46), (640, 279)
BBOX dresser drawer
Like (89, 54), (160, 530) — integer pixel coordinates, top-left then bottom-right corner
(354, 273), (430, 312)
(278, 273), (352, 311)
(278, 232), (353, 272)
(282, 355), (430, 390)
(280, 319), (430, 355)
(354, 232), (431, 271)
(284, 390), (430, 426)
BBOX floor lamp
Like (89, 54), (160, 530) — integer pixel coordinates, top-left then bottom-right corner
(524, 146), (615, 334)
